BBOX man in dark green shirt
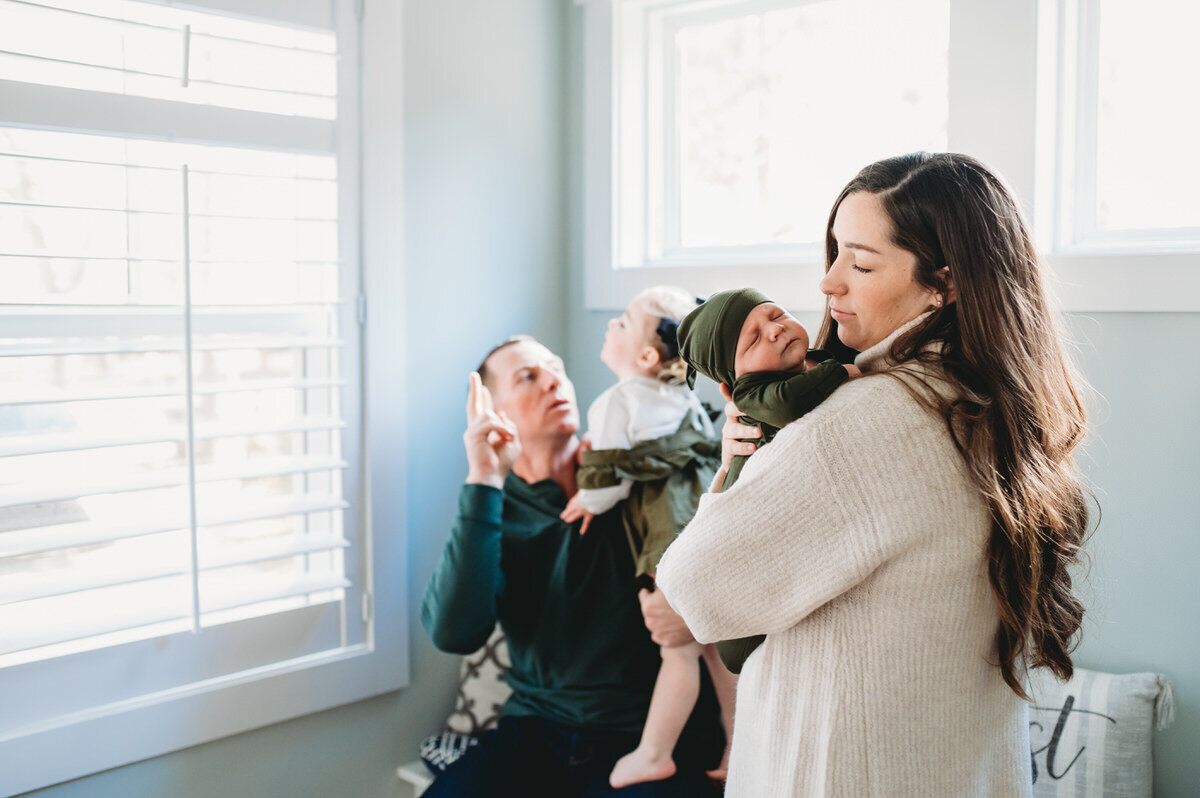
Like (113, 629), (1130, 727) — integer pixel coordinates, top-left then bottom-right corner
(420, 336), (722, 797)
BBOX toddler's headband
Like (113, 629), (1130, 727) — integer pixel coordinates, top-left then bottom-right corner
(653, 297), (703, 361)
(655, 318), (679, 359)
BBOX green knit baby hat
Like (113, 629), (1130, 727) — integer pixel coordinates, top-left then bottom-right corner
(676, 288), (770, 389)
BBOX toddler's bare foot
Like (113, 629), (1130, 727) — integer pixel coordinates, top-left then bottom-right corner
(609, 747), (676, 789)
(705, 743), (730, 781)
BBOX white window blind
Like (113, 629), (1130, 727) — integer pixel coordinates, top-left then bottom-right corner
(0, 0), (379, 792)
(0, 0), (337, 117)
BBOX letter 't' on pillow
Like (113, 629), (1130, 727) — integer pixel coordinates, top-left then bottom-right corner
(1027, 666), (1174, 797)
(445, 626), (512, 736)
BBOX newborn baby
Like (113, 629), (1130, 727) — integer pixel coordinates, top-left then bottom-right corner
(677, 287), (859, 672)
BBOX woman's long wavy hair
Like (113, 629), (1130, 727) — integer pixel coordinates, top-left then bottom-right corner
(815, 153), (1092, 699)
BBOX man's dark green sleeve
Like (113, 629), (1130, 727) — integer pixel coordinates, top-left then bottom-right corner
(731, 359), (848, 430)
(420, 484), (506, 655)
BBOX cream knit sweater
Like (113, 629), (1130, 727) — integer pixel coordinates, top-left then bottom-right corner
(655, 316), (1032, 797)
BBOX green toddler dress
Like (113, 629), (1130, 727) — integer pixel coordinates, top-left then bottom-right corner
(577, 412), (721, 579)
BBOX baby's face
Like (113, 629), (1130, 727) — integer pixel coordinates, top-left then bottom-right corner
(601, 297), (657, 378)
(734, 302), (810, 377)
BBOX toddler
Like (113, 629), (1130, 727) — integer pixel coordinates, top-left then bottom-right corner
(676, 287), (859, 673)
(560, 285), (734, 789)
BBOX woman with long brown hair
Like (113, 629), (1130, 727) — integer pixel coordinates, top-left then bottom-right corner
(654, 152), (1090, 796)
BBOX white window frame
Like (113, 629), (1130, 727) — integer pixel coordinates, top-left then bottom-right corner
(0, 1), (410, 793)
(617, 0), (832, 273)
(583, 0), (1200, 313)
(1038, 0), (1200, 255)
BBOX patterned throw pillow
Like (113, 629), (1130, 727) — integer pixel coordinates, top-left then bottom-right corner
(445, 625), (512, 736)
(1028, 667), (1174, 797)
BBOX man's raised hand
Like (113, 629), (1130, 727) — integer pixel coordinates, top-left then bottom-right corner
(464, 372), (521, 489)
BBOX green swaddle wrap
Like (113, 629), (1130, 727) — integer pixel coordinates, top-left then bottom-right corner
(677, 288), (849, 673)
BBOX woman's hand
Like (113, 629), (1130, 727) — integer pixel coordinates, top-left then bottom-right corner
(638, 587), (695, 647)
(464, 372), (521, 489)
(718, 382), (761, 467)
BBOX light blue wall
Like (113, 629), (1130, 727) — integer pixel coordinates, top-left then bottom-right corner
(401, 0), (568, 790)
(561, 7), (1197, 794)
(19, 1), (566, 796)
(1065, 314), (1200, 797)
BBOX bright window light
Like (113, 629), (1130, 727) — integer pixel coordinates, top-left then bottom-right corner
(0, 0), (336, 118)
(1094, 0), (1200, 233)
(673, 0), (949, 250)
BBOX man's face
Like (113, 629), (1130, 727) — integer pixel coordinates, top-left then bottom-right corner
(485, 341), (580, 442)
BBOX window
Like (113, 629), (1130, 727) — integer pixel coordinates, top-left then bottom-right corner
(627, 0), (947, 257)
(586, 0), (953, 310)
(1039, 0), (1200, 252)
(0, 2), (402, 793)
(0, 129), (347, 663)
(584, 0), (1200, 312)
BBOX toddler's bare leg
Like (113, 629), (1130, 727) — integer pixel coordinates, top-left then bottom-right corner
(701, 643), (738, 781)
(608, 640), (703, 789)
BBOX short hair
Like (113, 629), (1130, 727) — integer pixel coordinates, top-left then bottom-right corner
(475, 334), (536, 390)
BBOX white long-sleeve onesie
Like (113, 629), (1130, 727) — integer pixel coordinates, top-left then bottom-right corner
(576, 375), (712, 515)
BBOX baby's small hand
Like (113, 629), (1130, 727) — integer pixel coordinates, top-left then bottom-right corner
(844, 364), (862, 379)
(560, 492), (595, 535)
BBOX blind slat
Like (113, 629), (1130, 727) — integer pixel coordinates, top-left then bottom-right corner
(0, 78), (336, 154)
(0, 494), (348, 558)
(0, 573), (349, 656)
(0, 196), (338, 222)
(0, 454), (347, 508)
(0, 337), (342, 357)
(5, 0), (337, 47)
(135, 0), (336, 32)
(0, 50), (338, 100)
(0, 535), (348, 605)
(0, 377), (345, 406)
(0, 310), (340, 340)
(0, 301), (344, 310)
(0, 415), (346, 457)
(0, 251), (338, 263)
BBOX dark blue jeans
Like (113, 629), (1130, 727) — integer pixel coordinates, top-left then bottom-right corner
(423, 715), (722, 798)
